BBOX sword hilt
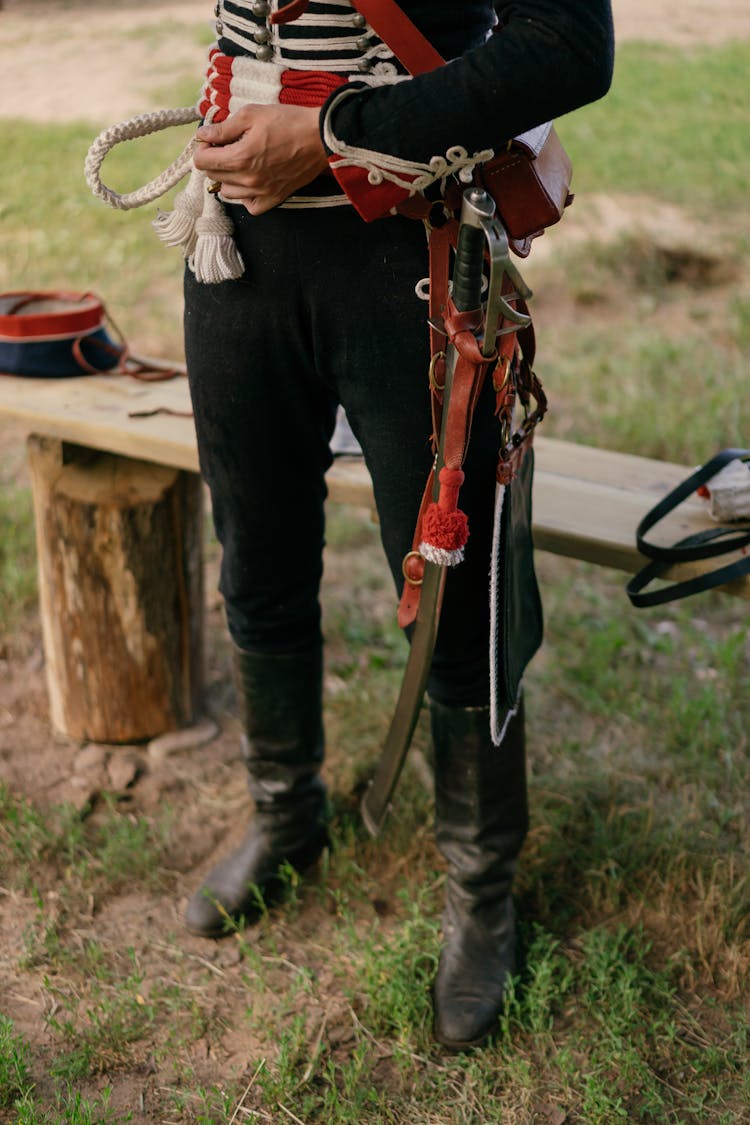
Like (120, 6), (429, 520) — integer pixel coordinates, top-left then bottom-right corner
(452, 188), (493, 312)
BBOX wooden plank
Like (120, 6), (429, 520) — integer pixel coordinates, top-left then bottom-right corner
(0, 372), (697, 493)
(0, 371), (693, 497)
(0, 373), (199, 472)
(0, 373), (748, 597)
(535, 436), (691, 495)
(532, 470), (750, 598)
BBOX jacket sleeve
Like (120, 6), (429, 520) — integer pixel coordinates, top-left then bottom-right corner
(320, 0), (614, 220)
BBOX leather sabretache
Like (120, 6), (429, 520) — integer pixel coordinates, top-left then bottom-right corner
(355, 0), (575, 252)
(476, 124), (574, 254)
(493, 447), (544, 707)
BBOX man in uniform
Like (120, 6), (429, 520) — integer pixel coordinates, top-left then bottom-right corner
(180, 0), (614, 1049)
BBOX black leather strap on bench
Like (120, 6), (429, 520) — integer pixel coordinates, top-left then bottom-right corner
(626, 448), (750, 607)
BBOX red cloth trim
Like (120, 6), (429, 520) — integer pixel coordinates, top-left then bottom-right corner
(0, 292), (103, 340)
(270, 0), (311, 24)
(199, 49), (234, 122)
(328, 158), (412, 222)
(279, 69), (347, 107)
(198, 58), (346, 118)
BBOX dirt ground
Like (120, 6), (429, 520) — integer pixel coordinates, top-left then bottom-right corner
(0, 1), (748, 1118)
(2, 0), (750, 125)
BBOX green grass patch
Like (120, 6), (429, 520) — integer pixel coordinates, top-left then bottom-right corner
(0, 1015), (34, 1108)
(0, 1016), (125, 1123)
(0, 786), (168, 901)
(0, 485), (37, 634)
(10, 1086), (122, 1125)
(45, 961), (158, 1081)
(559, 40), (750, 210)
(2, 120), (189, 355)
(539, 319), (748, 461)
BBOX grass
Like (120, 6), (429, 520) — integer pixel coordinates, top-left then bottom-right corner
(2, 119), (190, 357)
(1, 28), (749, 1125)
(558, 40), (750, 211)
(11, 545), (747, 1121)
(0, 486), (37, 636)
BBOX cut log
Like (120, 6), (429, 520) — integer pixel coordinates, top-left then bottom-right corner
(27, 436), (204, 743)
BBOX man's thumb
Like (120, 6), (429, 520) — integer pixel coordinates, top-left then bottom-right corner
(196, 121), (224, 143)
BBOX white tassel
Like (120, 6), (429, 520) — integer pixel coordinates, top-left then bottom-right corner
(188, 190), (245, 283)
(152, 166), (206, 256)
(418, 542), (465, 567)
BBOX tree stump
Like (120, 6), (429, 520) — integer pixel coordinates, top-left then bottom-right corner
(27, 436), (204, 743)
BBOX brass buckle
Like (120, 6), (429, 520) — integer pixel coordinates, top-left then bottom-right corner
(402, 550), (424, 587)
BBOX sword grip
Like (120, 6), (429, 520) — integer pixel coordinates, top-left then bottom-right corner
(452, 187), (493, 312)
(452, 222), (485, 312)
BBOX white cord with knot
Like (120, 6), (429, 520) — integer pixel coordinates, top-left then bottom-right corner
(84, 106), (245, 284)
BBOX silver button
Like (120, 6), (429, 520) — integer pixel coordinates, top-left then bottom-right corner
(355, 36), (369, 51)
(215, 19), (224, 33)
(254, 26), (271, 43)
(352, 12), (366, 27)
(256, 43), (274, 61)
(357, 57), (373, 72)
(252, 0), (270, 13)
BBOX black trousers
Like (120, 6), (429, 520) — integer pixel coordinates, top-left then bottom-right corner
(184, 204), (503, 706)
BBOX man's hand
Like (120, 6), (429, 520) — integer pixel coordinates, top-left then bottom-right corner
(193, 104), (329, 215)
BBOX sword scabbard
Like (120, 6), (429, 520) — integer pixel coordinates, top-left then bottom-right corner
(361, 188), (500, 837)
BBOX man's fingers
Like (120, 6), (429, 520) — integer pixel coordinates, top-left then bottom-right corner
(194, 140), (250, 177)
(214, 181), (260, 202)
(213, 184), (276, 212)
(196, 114), (249, 145)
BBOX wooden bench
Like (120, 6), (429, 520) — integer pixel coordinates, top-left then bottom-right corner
(0, 371), (746, 742)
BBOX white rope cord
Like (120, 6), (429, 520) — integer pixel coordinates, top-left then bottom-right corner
(322, 86), (494, 195)
(84, 106), (202, 211)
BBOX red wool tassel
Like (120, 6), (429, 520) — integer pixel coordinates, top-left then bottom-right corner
(419, 467), (469, 566)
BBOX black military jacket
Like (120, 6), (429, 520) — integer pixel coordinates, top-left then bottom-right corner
(326, 0), (615, 164)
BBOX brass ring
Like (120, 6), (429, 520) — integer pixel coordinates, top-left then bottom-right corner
(207, 180), (222, 195)
(402, 550), (424, 587)
(493, 354), (511, 392)
(428, 350), (446, 392)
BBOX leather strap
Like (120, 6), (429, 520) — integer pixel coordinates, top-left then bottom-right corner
(273, 0), (445, 73)
(626, 448), (750, 606)
(350, 0), (445, 74)
(397, 301), (500, 628)
(626, 539), (750, 606)
(634, 449), (750, 562)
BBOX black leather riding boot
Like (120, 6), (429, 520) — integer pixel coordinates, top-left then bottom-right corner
(431, 698), (528, 1049)
(184, 646), (329, 937)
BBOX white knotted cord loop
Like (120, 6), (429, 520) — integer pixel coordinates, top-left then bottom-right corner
(84, 105), (245, 283)
(84, 107), (201, 210)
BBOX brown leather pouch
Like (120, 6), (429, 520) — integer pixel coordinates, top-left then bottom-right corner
(476, 123), (574, 257)
(355, 0), (575, 254)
